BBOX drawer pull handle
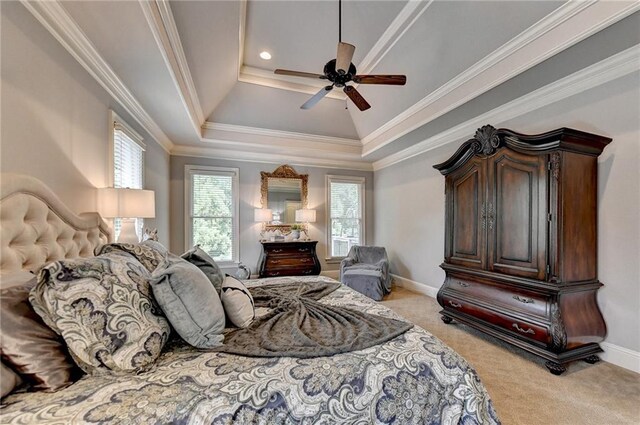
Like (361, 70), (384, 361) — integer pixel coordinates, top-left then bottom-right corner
(270, 272), (280, 276)
(457, 281), (470, 287)
(513, 295), (534, 304)
(271, 260), (280, 264)
(448, 301), (462, 309)
(303, 270), (313, 275)
(272, 249), (283, 253)
(298, 248), (309, 252)
(301, 258), (311, 263)
(512, 323), (535, 335)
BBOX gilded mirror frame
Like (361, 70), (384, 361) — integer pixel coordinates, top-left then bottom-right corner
(260, 165), (308, 231)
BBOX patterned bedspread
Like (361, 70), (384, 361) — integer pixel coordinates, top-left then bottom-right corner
(1, 276), (500, 424)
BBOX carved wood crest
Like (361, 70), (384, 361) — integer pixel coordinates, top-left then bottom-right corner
(471, 125), (501, 156)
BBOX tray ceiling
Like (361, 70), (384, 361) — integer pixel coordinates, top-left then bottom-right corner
(22, 0), (640, 170)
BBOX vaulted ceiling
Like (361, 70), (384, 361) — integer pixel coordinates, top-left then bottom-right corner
(23, 1), (640, 170)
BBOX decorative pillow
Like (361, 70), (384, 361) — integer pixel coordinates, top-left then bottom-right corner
(181, 245), (224, 294)
(29, 251), (171, 374)
(150, 254), (226, 348)
(1, 272), (82, 391)
(95, 240), (168, 273)
(220, 275), (255, 328)
(1, 362), (22, 398)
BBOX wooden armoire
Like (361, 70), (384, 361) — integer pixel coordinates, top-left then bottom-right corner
(433, 125), (611, 375)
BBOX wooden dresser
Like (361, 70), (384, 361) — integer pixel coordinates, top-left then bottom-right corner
(257, 241), (321, 278)
(433, 125), (611, 375)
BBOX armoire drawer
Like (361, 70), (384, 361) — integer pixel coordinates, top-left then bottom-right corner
(446, 276), (550, 318)
(441, 295), (550, 346)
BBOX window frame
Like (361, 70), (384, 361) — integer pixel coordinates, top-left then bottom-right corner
(325, 175), (366, 262)
(108, 110), (146, 240)
(184, 164), (240, 266)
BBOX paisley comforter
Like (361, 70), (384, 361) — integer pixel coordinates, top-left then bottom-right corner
(1, 276), (500, 424)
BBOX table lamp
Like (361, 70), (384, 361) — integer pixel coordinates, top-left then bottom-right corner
(254, 208), (272, 241)
(98, 188), (155, 243)
(295, 209), (316, 240)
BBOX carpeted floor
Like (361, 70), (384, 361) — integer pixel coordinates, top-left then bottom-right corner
(380, 287), (640, 425)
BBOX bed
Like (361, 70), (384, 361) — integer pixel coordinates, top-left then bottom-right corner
(0, 173), (499, 424)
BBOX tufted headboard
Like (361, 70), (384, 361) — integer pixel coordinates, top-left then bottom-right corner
(0, 174), (111, 274)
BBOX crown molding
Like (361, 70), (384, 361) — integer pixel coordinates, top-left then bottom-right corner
(238, 66), (347, 100)
(362, 0), (640, 156)
(20, 0), (174, 153)
(203, 122), (361, 147)
(372, 44), (640, 171)
(357, 0), (433, 75)
(171, 145), (373, 172)
(140, 0), (204, 136)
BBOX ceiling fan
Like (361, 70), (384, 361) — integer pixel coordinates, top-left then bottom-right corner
(274, 0), (406, 111)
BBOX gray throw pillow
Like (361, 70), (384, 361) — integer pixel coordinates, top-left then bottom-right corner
(150, 254), (226, 348)
(181, 245), (224, 294)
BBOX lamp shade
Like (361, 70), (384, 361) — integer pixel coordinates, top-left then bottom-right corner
(295, 209), (316, 223)
(98, 188), (155, 218)
(254, 208), (272, 222)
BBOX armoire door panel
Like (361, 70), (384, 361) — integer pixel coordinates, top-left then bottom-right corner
(447, 159), (486, 269)
(488, 150), (546, 279)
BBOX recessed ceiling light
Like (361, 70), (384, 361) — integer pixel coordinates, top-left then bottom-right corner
(259, 51), (272, 60)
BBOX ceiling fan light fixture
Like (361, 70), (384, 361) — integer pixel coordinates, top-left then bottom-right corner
(259, 51), (272, 60)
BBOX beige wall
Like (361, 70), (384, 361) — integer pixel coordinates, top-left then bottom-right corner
(0, 2), (170, 245)
(374, 72), (640, 357)
(170, 156), (373, 275)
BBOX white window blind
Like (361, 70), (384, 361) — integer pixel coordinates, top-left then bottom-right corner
(186, 166), (239, 263)
(112, 118), (145, 239)
(327, 176), (365, 258)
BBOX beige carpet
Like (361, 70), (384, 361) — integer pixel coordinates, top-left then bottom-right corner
(380, 287), (640, 425)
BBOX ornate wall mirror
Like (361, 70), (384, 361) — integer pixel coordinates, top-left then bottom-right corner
(260, 165), (308, 230)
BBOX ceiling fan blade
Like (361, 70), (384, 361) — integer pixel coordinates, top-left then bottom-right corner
(301, 86), (333, 110)
(336, 42), (355, 74)
(274, 69), (327, 80)
(353, 75), (407, 85)
(344, 86), (371, 111)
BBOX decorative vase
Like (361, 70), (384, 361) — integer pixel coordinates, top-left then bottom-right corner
(291, 230), (300, 240)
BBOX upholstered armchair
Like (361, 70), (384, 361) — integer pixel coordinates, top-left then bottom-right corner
(340, 246), (391, 300)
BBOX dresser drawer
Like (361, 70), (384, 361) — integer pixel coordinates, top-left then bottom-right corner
(265, 246), (313, 257)
(262, 267), (316, 278)
(266, 256), (315, 267)
(446, 276), (550, 318)
(442, 294), (550, 345)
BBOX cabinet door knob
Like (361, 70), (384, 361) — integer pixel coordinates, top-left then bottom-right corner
(512, 323), (535, 334)
(448, 300), (462, 308)
(513, 295), (534, 304)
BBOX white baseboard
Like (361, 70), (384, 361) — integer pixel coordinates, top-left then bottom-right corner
(321, 270), (340, 280)
(390, 273), (639, 374)
(391, 274), (439, 299)
(601, 342), (640, 374)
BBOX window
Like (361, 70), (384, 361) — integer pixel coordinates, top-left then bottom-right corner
(326, 175), (365, 259)
(185, 165), (239, 264)
(110, 111), (145, 240)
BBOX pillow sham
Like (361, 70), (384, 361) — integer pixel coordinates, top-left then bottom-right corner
(0, 272), (81, 392)
(220, 275), (255, 328)
(95, 239), (168, 273)
(181, 245), (224, 294)
(150, 254), (226, 348)
(30, 251), (171, 375)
